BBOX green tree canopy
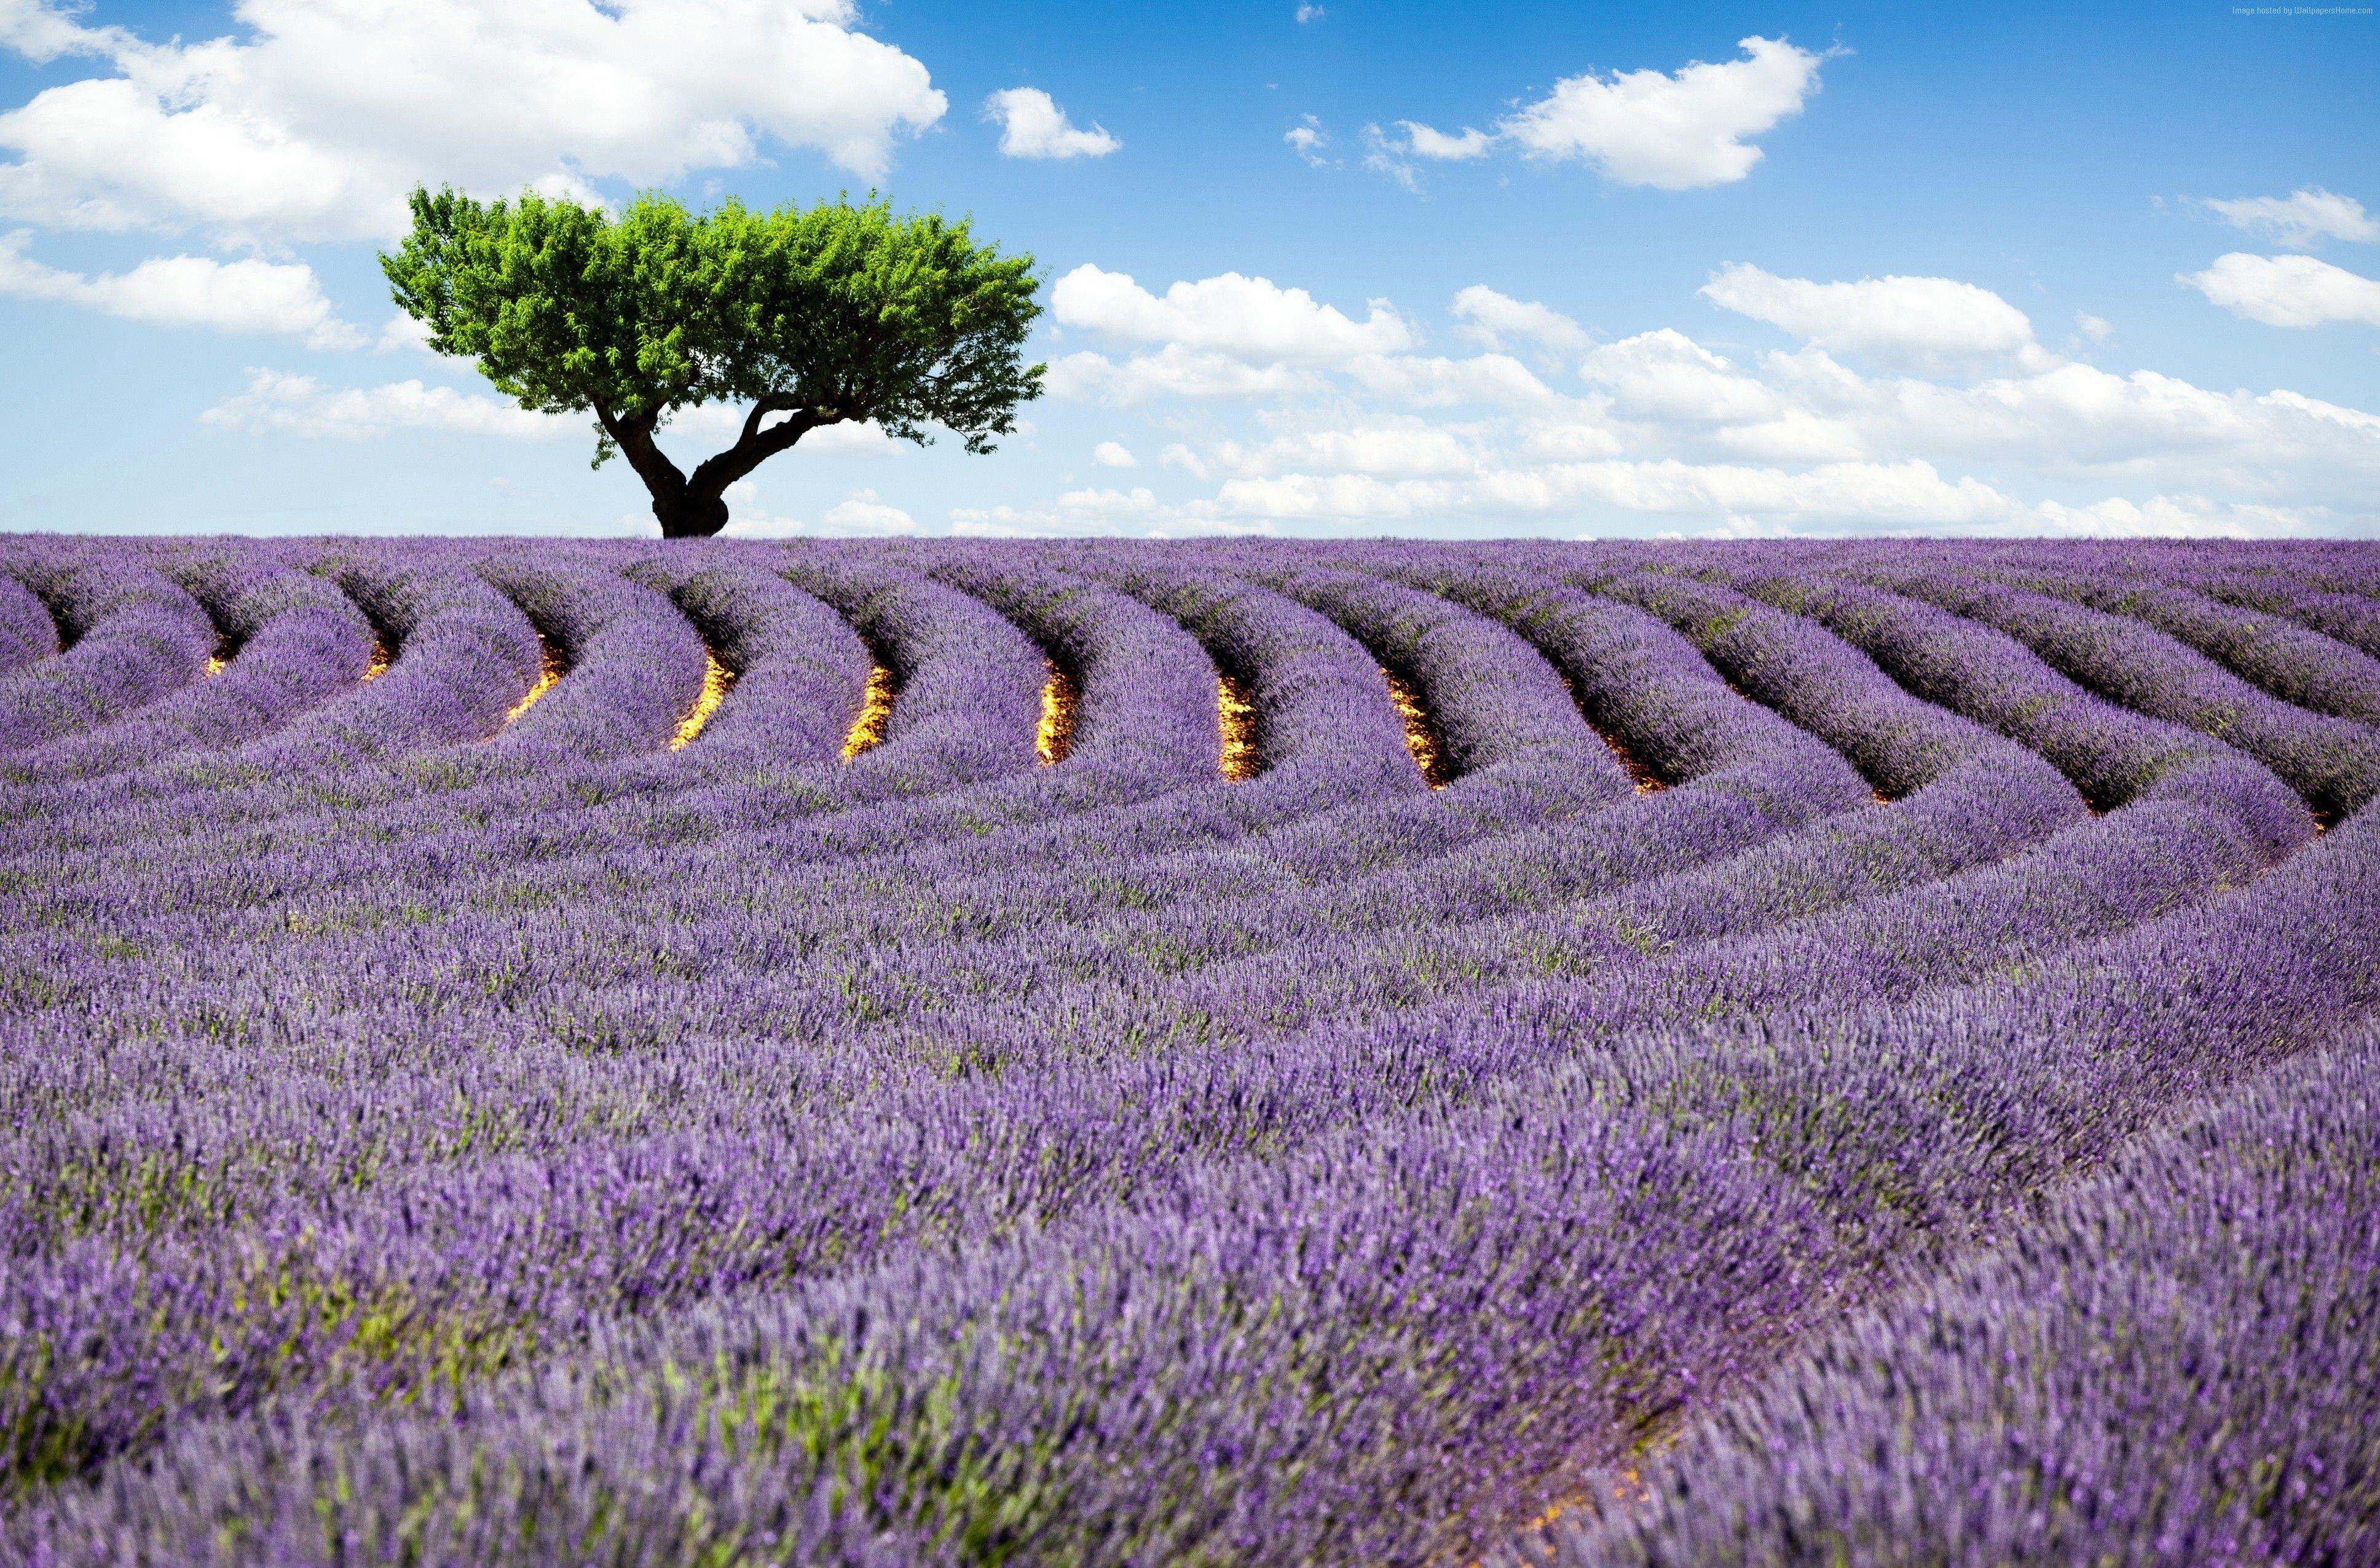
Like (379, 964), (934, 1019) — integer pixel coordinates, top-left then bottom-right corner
(380, 188), (1043, 538)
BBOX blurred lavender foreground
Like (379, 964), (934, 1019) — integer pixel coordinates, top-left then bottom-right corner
(0, 534), (2375, 1567)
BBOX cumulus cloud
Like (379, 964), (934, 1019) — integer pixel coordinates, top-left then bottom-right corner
(1699, 262), (2039, 371)
(0, 0), (132, 60)
(1762, 349), (2380, 489)
(1050, 264), (1414, 363)
(199, 368), (563, 439)
(374, 310), (433, 355)
(2030, 494), (2315, 540)
(948, 484), (1275, 540)
(0, 0), (946, 243)
(0, 229), (361, 346)
(1225, 420), (1488, 480)
(717, 481), (806, 537)
(2074, 311), (2113, 344)
(1092, 439), (1138, 468)
(1294, 3), (1323, 22)
(983, 87), (1119, 159)
(1449, 285), (1593, 360)
(1217, 461), (1952, 529)
(1397, 121), (1494, 160)
(2198, 187), (2377, 250)
(1364, 37), (1833, 192)
(1030, 248), (2380, 534)
(718, 475), (915, 537)
(1344, 351), (1564, 411)
(2181, 253), (2380, 329)
(1499, 36), (1830, 188)
(1045, 345), (1321, 406)
(1360, 119), (1494, 189)
(820, 487), (916, 534)
(1581, 329), (1781, 426)
(1060, 255), (2378, 537)
(1284, 113), (1331, 167)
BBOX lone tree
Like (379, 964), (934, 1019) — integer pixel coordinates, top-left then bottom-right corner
(381, 189), (1043, 538)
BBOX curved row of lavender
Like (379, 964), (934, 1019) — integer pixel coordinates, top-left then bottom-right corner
(1518, 1014), (2380, 1567)
(1, 532), (2374, 1567)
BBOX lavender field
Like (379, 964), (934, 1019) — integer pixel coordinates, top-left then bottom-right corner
(2, 532), (2376, 1566)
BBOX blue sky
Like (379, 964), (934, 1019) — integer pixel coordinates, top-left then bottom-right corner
(2, 0), (2376, 538)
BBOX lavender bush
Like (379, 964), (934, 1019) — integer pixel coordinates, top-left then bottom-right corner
(0, 533), (2373, 1567)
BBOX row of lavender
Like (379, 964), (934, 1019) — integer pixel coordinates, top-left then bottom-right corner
(2, 532), (2376, 1564)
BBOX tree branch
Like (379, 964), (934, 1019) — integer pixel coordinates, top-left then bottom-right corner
(687, 409), (837, 498)
(738, 395), (794, 446)
(592, 398), (689, 501)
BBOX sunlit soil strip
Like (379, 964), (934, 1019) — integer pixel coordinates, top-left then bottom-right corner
(1384, 666), (1454, 789)
(841, 662), (897, 760)
(1558, 672), (1665, 794)
(1218, 673), (1261, 782)
(1475, 1467), (1648, 1567)
(1036, 658), (1079, 766)
(203, 632), (236, 677)
(361, 630), (393, 682)
(669, 647), (737, 751)
(502, 636), (565, 726)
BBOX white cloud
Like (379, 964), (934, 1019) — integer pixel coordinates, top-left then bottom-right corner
(0, 0), (132, 61)
(982, 87), (1118, 160)
(1360, 122), (1419, 193)
(1344, 350), (1564, 411)
(1050, 264), (1415, 363)
(1056, 484), (1162, 516)
(1449, 284), (1593, 360)
(1397, 121), (1494, 160)
(2074, 310), (2113, 344)
(0, 229), (361, 346)
(0, 0), (946, 243)
(1159, 443), (1208, 479)
(1239, 423), (1486, 479)
(1700, 262), (2039, 371)
(1294, 2), (1323, 21)
(719, 479), (804, 537)
(1764, 348), (2368, 481)
(1539, 457), (2020, 529)
(1360, 120), (1497, 190)
(719, 474), (911, 537)
(199, 368), (563, 439)
(1091, 439), (1137, 468)
(1582, 329), (1781, 426)
(375, 310), (433, 355)
(1285, 113), (1331, 167)
(820, 487), (916, 534)
(2181, 253), (2380, 329)
(2030, 494), (2317, 539)
(949, 485), (1277, 540)
(2198, 187), (2377, 250)
(1046, 347), (1321, 406)
(1497, 36), (1830, 189)
(1111, 291), (2380, 538)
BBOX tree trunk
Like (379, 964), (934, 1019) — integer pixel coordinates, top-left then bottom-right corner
(596, 399), (822, 540)
(651, 487), (731, 538)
